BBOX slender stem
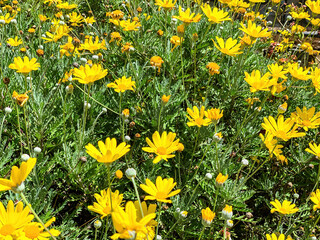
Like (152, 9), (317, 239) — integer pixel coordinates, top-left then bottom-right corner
(156, 202), (162, 237)
(277, 215), (283, 232)
(119, 93), (124, 141)
(164, 218), (180, 238)
(187, 178), (204, 206)
(198, 226), (205, 240)
(190, 127), (201, 163)
(15, 104), (23, 154)
(131, 177), (144, 218)
(214, 124), (219, 172)
(311, 214), (320, 233)
(20, 192), (57, 240)
(23, 106), (31, 155)
(180, 35), (185, 90)
(312, 164), (320, 193)
(223, 220), (227, 239)
(95, 228), (97, 240)
(213, 187), (219, 212)
(158, 104), (163, 133)
(106, 164), (115, 235)
(0, 114), (6, 144)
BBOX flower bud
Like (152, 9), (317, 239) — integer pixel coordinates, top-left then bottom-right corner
(34, 147), (42, 154)
(222, 205), (233, 220)
(156, 235), (162, 240)
(84, 101), (91, 109)
(125, 168), (137, 179)
(124, 135), (131, 142)
(205, 173), (212, 180)
(94, 220), (102, 229)
(293, 193), (299, 199)
(4, 107), (12, 114)
(227, 220), (233, 227)
(241, 158), (249, 166)
(115, 170), (123, 179)
(21, 154), (30, 161)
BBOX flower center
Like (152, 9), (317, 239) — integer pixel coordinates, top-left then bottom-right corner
(157, 147), (167, 155)
(276, 130), (287, 139)
(118, 84), (127, 90)
(155, 192), (167, 199)
(195, 118), (204, 125)
(302, 120), (311, 126)
(0, 224), (15, 236)
(24, 224), (41, 239)
(103, 206), (112, 215)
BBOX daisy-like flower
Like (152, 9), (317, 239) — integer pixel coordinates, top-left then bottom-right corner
(56, 2), (77, 9)
(287, 62), (311, 81)
(268, 63), (288, 81)
(205, 108), (223, 124)
(134, 201), (157, 240)
(121, 42), (134, 53)
(170, 35), (184, 51)
(216, 173), (228, 185)
(244, 70), (276, 92)
(290, 11), (310, 20)
(109, 32), (122, 44)
(17, 217), (60, 240)
(7, 36), (23, 47)
(142, 131), (180, 164)
(311, 67), (320, 95)
(239, 20), (271, 39)
(9, 56), (40, 75)
(161, 95), (170, 103)
(172, 6), (202, 24)
(0, 158), (36, 192)
(107, 76), (136, 93)
(310, 189), (320, 211)
(301, 42), (314, 54)
(12, 91), (31, 107)
(290, 107), (320, 131)
(266, 233), (287, 240)
(222, 205), (233, 219)
(73, 64), (108, 84)
(186, 106), (211, 127)
(0, 200), (34, 239)
(212, 37), (243, 56)
(262, 115), (306, 141)
(270, 199), (299, 215)
(88, 188), (123, 218)
(201, 4), (231, 24)
(106, 10), (125, 20)
(150, 56), (164, 73)
(155, 0), (176, 11)
(119, 19), (141, 31)
(201, 207), (215, 227)
(206, 62), (220, 75)
(305, 142), (320, 158)
(306, 0), (320, 15)
(85, 137), (130, 164)
(111, 201), (156, 240)
(68, 11), (83, 26)
(80, 36), (107, 53)
(140, 176), (181, 203)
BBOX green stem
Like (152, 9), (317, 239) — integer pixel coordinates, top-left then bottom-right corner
(156, 202), (162, 237)
(158, 104), (163, 133)
(23, 106), (31, 155)
(198, 226), (205, 240)
(0, 114), (6, 144)
(213, 187), (219, 212)
(131, 177), (144, 218)
(20, 192), (57, 240)
(277, 215), (283, 232)
(15, 104), (23, 154)
(223, 220), (227, 239)
(180, 35), (185, 90)
(187, 178), (204, 206)
(190, 127), (201, 163)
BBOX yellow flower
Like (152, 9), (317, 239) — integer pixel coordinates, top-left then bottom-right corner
(119, 19), (141, 31)
(0, 158), (36, 192)
(228, 0), (250, 9)
(177, 142), (184, 152)
(7, 36), (23, 46)
(311, 67), (320, 95)
(0, 200), (34, 238)
(38, 14), (48, 22)
(140, 176), (181, 203)
(307, 0), (320, 15)
(170, 35), (184, 51)
(262, 115), (306, 141)
(115, 170), (123, 179)
(150, 56), (164, 73)
(266, 233), (286, 240)
(142, 131), (180, 164)
(107, 76), (136, 93)
(244, 70), (276, 92)
(12, 90), (31, 107)
(239, 34), (256, 47)
(205, 108), (223, 124)
(239, 20), (271, 38)
(42, 25), (70, 43)
(301, 42), (314, 54)
(216, 173), (228, 185)
(268, 63), (288, 80)
(121, 42), (134, 53)
(9, 56), (40, 75)
(278, 102), (288, 114)
(134, 201), (157, 240)
(73, 64), (108, 84)
(206, 62), (220, 75)
(107, 10), (124, 20)
(60, 36), (79, 57)
(290, 11), (310, 20)
(88, 188), (123, 219)
(85, 137), (130, 164)
(310, 189), (320, 211)
(80, 36), (107, 53)
(109, 32), (122, 44)
(68, 11), (83, 26)
(270, 199), (299, 215)
(111, 201), (156, 240)
(291, 24), (306, 34)
(84, 16), (96, 24)
(56, 2), (77, 9)
(290, 107), (320, 131)
(305, 142), (320, 158)
(201, 4), (231, 24)
(201, 207), (215, 226)
(17, 217), (60, 240)
(161, 95), (171, 103)
(186, 106), (211, 127)
(311, 18), (320, 27)
(222, 205), (233, 219)
(172, 6), (202, 24)
(212, 37), (243, 56)
(155, 0), (176, 11)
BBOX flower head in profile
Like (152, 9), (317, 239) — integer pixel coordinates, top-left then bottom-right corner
(85, 137), (130, 164)
(205, 108), (223, 124)
(266, 233), (287, 240)
(111, 201), (156, 240)
(17, 217), (60, 240)
(212, 37), (243, 56)
(206, 62), (220, 75)
(150, 56), (164, 73)
(155, 0), (176, 11)
(172, 6), (202, 24)
(170, 35), (184, 51)
(107, 76), (136, 93)
(186, 106), (211, 127)
(0, 200), (34, 239)
(239, 20), (271, 38)
(9, 56), (40, 75)
(12, 90), (31, 107)
(142, 131), (180, 164)
(201, 207), (215, 227)
(0, 158), (36, 192)
(222, 205), (233, 219)
(310, 189), (320, 211)
(134, 201), (157, 240)
(311, 67), (320, 95)
(161, 95), (171, 103)
(216, 173), (228, 185)
(306, 0), (320, 15)
(140, 176), (181, 203)
(73, 64), (108, 84)
(80, 36), (107, 53)
(261, 115), (306, 141)
(244, 70), (276, 92)
(305, 142), (320, 158)
(88, 188), (123, 219)
(287, 62), (311, 81)
(201, 4), (231, 24)
(270, 199), (299, 215)
(290, 107), (320, 131)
